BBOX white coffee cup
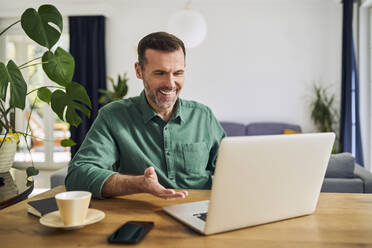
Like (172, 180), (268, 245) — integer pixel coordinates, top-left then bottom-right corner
(55, 191), (92, 226)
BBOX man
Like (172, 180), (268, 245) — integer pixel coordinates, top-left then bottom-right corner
(65, 32), (226, 200)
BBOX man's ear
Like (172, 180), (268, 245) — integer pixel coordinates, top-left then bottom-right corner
(135, 62), (143, 79)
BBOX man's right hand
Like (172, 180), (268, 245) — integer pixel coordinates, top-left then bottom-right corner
(142, 166), (188, 200)
(102, 166), (188, 200)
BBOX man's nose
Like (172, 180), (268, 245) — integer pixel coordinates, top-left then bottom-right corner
(164, 74), (176, 88)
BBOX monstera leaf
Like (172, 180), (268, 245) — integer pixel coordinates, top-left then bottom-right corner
(61, 139), (76, 147)
(37, 87), (52, 104)
(42, 47), (75, 86)
(51, 82), (91, 127)
(0, 62), (8, 101)
(0, 60), (27, 110)
(21, 5), (63, 49)
(26, 167), (39, 178)
(8, 61), (27, 109)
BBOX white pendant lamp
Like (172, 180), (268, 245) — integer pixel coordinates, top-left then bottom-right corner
(167, 1), (207, 49)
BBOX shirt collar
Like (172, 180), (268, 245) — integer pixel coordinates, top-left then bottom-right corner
(170, 99), (183, 124)
(138, 91), (158, 124)
(138, 90), (184, 124)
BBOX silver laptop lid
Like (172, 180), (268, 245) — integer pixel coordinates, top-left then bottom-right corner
(204, 133), (335, 235)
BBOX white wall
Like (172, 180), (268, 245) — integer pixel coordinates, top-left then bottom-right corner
(0, 0), (342, 132)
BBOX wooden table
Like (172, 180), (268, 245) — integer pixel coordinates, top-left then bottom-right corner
(1, 186), (372, 247)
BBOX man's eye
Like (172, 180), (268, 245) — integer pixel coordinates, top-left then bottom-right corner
(154, 72), (164, 75)
(174, 72), (184, 76)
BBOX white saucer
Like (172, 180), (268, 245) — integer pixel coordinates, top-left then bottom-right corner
(40, 209), (105, 230)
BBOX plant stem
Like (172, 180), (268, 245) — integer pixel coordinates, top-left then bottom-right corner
(22, 96), (38, 169)
(0, 103), (7, 125)
(15, 130), (56, 143)
(0, 118), (7, 131)
(18, 56), (42, 68)
(12, 107), (15, 132)
(0, 101), (6, 114)
(26, 85), (64, 96)
(25, 97), (37, 139)
(19, 61), (48, 70)
(22, 133), (35, 169)
(0, 131), (8, 149)
(0, 101), (10, 130)
(0, 20), (20, 37)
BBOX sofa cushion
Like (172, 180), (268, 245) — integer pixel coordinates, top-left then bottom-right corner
(325, 153), (355, 178)
(220, 122), (245, 137)
(50, 167), (68, 188)
(246, 122), (302, 136)
(321, 178), (363, 193)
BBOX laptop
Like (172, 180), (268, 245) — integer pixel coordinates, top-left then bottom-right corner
(163, 133), (335, 235)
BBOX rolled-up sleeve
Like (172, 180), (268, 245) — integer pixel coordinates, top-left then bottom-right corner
(65, 109), (119, 199)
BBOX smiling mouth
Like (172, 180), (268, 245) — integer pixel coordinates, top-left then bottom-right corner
(158, 88), (177, 96)
(160, 90), (174, 95)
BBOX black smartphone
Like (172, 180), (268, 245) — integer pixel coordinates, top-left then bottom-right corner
(107, 221), (154, 244)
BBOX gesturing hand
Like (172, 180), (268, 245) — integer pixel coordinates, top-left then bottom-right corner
(142, 166), (188, 200)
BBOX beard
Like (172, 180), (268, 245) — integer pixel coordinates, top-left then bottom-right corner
(143, 78), (179, 109)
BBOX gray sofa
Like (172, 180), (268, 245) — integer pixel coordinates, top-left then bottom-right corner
(321, 153), (372, 193)
(220, 121), (302, 136)
(220, 121), (372, 193)
(51, 167), (68, 188)
(50, 121), (372, 193)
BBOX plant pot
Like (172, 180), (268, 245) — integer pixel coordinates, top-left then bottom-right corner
(0, 134), (19, 173)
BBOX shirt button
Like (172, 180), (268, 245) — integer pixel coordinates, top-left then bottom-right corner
(164, 127), (168, 130)
(167, 152), (170, 156)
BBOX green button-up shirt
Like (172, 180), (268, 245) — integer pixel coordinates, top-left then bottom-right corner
(65, 91), (226, 198)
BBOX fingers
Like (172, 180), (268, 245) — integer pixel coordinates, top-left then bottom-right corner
(144, 166), (155, 177)
(143, 166), (189, 200)
(157, 189), (189, 200)
(180, 190), (189, 197)
(161, 188), (176, 195)
(151, 184), (188, 199)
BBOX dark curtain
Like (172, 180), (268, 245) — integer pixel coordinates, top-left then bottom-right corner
(340, 0), (364, 165)
(69, 16), (106, 157)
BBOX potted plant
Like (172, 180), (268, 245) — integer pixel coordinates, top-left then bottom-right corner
(0, 4), (91, 177)
(310, 84), (339, 153)
(98, 73), (129, 105)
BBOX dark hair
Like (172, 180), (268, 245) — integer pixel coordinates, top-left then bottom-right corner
(137, 32), (186, 70)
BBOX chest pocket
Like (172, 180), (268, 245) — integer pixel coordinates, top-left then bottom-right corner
(181, 142), (209, 173)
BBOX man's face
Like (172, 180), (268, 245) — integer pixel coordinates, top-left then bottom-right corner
(135, 48), (185, 112)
